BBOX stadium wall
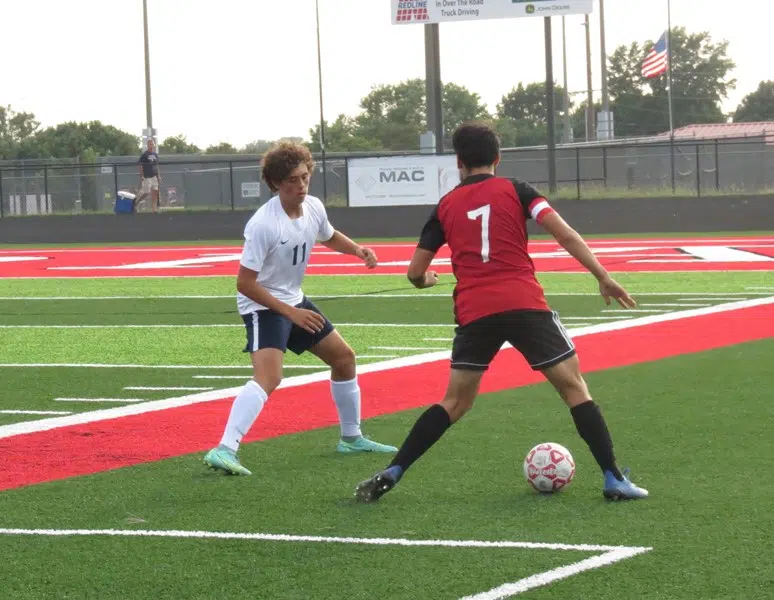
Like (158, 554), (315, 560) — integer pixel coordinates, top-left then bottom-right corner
(0, 195), (771, 244)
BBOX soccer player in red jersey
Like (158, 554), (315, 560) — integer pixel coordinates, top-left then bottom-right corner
(355, 122), (648, 502)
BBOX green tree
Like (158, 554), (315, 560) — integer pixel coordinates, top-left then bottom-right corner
(159, 134), (200, 154)
(607, 27), (736, 137)
(733, 81), (774, 122)
(204, 142), (239, 155)
(307, 115), (383, 153)
(495, 82), (570, 147)
(0, 105), (40, 159)
(353, 79), (491, 151)
(241, 138), (305, 155)
(16, 121), (139, 159)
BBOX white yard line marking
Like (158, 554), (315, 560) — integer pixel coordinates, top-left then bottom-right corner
(1, 295), (772, 440)
(424, 337), (454, 342)
(0, 323), (457, 329)
(746, 286), (774, 290)
(678, 297), (746, 302)
(193, 376), (253, 380)
(124, 386), (214, 392)
(601, 309), (670, 313)
(0, 410), (72, 415)
(0, 528), (652, 599)
(0, 364), (255, 369)
(370, 346), (449, 351)
(638, 303), (711, 307)
(54, 398), (151, 403)
(0, 292), (764, 300)
(460, 546), (652, 599)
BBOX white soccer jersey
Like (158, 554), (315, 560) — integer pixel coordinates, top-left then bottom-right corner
(237, 195), (335, 314)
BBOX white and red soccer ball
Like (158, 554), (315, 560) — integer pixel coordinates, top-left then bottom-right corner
(523, 443), (576, 493)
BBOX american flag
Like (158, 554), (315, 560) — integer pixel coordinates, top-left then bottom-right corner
(641, 32), (668, 78)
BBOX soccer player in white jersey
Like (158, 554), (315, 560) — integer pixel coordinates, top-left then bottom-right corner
(204, 142), (397, 476)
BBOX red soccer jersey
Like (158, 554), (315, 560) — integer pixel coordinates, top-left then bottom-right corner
(417, 174), (555, 326)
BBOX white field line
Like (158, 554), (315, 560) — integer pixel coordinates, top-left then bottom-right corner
(601, 309), (670, 314)
(460, 546), (653, 599)
(424, 337), (454, 342)
(193, 376), (255, 380)
(0, 292), (764, 300)
(678, 297), (747, 302)
(0, 410), (72, 415)
(370, 346), (449, 351)
(124, 386), (214, 392)
(54, 398), (150, 403)
(0, 528), (652, 599)
(638, 303), (711, 307)
(1, 295), (772, 440)
(4, 270), (774, 279)
(0, 323), (459, 329)
(0, 364), (253, 369)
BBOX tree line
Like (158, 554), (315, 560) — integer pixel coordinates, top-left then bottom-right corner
(1, 27), (772, 162)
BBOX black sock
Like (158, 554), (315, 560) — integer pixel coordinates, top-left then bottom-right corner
(388, 404), (452, 474)
(570, 401), (623, 480)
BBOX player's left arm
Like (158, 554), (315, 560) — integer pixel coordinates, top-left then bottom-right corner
(320, 230), (377, 269)
(315, 199), (377, 268)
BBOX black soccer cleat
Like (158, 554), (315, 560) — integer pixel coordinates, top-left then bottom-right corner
(355, 470), (398, 503)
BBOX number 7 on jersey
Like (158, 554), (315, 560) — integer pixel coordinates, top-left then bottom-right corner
(467, 204), (491, 263)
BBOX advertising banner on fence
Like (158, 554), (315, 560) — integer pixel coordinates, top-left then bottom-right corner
(348, 155), (461, 207)
(391, 0), (593, 25)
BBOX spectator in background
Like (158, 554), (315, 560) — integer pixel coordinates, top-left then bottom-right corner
(137, 139), (161, 213)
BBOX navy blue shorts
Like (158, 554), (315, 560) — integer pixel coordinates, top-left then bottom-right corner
(241, 296), (334, 355)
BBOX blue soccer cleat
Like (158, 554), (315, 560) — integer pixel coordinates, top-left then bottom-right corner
(603, 468), (648, 500)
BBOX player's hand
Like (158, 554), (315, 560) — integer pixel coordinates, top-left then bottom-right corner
(289, 308), (326, 334)
(357, 247), (378, 269)
(423, 271), (439, 288)
(599, 276), (636, 308)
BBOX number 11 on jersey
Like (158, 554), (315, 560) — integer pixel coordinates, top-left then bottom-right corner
(467, 204), (491, 263)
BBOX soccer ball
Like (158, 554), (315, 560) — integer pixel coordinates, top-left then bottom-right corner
(523, 443), (576, 493)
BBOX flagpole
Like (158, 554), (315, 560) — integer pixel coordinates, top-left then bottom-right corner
(666, 0), (674, 136)
(666, 0), (675, 192)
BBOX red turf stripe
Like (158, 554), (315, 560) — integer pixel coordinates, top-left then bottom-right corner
(1, 303), (772, 492)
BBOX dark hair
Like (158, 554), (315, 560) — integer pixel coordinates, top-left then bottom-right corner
(261, 141), (315, 192)
(452, 121), (500, 169)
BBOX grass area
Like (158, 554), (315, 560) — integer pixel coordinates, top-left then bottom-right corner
(1, 339), (773, 598)
(1, 241), (773, 598)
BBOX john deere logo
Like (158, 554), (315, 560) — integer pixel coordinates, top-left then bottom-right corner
(525, 4), (535, 13)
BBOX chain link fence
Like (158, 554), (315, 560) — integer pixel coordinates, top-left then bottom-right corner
(1, 136), (772, 217)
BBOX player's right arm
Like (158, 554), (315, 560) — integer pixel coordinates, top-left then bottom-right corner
(407, 205), (444, 289)
(539, 211), (637, 309)
(236, 223), (325, 333)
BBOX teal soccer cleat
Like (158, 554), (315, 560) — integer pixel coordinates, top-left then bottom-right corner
(203, 447), (252, 476)
(336, 436), (397, 454)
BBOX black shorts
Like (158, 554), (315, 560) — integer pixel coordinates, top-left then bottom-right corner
(241, 297), (334, 355)
(451, 310), (576, 372)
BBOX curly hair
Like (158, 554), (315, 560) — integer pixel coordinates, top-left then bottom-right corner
(261, 141), (316, 192)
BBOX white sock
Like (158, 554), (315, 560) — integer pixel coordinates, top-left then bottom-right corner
(219, 380), (268, 452)
(331, 377), (362, 439)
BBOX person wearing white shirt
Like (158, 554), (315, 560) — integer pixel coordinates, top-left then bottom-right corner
(204, 142), (397, 476)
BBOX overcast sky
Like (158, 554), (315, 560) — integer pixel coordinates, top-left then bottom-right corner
(2, 0), (770, 148)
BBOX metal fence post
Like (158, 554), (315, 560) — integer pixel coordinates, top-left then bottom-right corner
(344, 158), (350, 207)
(602, 146), (608, 187)
(670, 139), (676, 193)
(44, 166), (49, 213)
(229, 161), (235, 210)
(575, 147), (581, 199)
(0, 170), (4, 218)
(714, 139), (720, 191)
(695, 144), (701, 197)
(113, 163), (119, 201)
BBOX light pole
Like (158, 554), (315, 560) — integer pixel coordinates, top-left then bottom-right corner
(315, 0), (328, 202)
(142, 0), (154, 143)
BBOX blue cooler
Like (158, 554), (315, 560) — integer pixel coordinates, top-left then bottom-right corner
(115, 191), (136, 214)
